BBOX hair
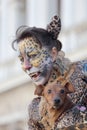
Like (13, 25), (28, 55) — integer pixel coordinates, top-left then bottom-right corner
(12, 26), (62, 51)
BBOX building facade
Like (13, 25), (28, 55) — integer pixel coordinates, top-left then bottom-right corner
(0, 0), (87, 130)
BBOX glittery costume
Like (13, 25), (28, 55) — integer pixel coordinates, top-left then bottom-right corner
(28, 60), (87, 130)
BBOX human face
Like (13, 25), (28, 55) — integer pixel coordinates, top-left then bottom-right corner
(17, 37), (53, 86)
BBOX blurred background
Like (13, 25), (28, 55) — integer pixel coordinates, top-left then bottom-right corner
(0, 0), (87, 130)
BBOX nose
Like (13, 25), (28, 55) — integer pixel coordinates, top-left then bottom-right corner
(23, 58), (32, 71)
(54, 98), (60, 104)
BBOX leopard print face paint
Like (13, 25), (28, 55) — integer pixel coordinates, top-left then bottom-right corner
(18, 37), (53, 86)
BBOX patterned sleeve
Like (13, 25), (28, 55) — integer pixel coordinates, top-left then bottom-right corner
(69, 60), (87, 104)
(28, 97), (45, 130)
(58, 123), (87, 130)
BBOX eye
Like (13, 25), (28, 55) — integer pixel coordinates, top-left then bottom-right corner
(47, 89), (52, 94)
(60, 89), (65, 94)
(31, 54), (37, 58)
(27, 52), (30, 57)
(27, 53), (37, 59)
(18, 56), (24, 62)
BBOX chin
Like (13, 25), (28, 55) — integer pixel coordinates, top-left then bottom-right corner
(53, 105), (61, 110)
(34, 80), (45, 86)
(33, 77), (48, 86)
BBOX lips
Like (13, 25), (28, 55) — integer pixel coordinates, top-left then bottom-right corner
(28, 71), (41, 80)
(30, 72), (40, 77)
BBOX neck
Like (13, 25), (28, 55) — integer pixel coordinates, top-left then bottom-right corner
(53, 55), (71, 75)
(48, 67), (61, 83)
(48, 63), (70, 83)
(48, 58), (71, 84)
(47, 52), (74, 85)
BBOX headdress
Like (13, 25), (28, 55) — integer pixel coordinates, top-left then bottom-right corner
(12, 15), (62, 51)
(47, 15), (61, 39)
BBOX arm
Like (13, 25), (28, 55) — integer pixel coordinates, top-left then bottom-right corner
(58, 123), (87, 130)
(28, 97), (45, 130)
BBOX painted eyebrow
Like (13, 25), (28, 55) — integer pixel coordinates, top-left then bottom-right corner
(26, 48), (40, 56)
(26, 47), (35, 53)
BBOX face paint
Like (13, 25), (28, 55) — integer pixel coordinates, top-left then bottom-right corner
(18, 37), (53, 86)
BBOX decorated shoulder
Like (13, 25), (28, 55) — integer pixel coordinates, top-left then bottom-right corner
(70, 60), (87, 83)
(58, 123), (87, 130)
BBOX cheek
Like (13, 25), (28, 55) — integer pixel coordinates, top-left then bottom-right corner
(45, 95), (54, 105)
(21, 64), (25, 71)
(30, 54), (46, 67)
(31, 58), (41, 67)
(60, 93), (66, 102)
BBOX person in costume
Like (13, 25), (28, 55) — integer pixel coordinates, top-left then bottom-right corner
(12, 16), (87, 129)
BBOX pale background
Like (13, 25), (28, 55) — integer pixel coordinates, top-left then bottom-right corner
(0, 0), (87, 130)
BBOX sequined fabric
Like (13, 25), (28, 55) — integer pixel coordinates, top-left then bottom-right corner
(28, 60), (87, 129)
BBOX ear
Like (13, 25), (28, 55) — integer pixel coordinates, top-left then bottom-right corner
(47, 15), (61, 39)
(51, 47), (58, 61)
(34, 85), (44, 96)
(64, 82), (75, 93)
